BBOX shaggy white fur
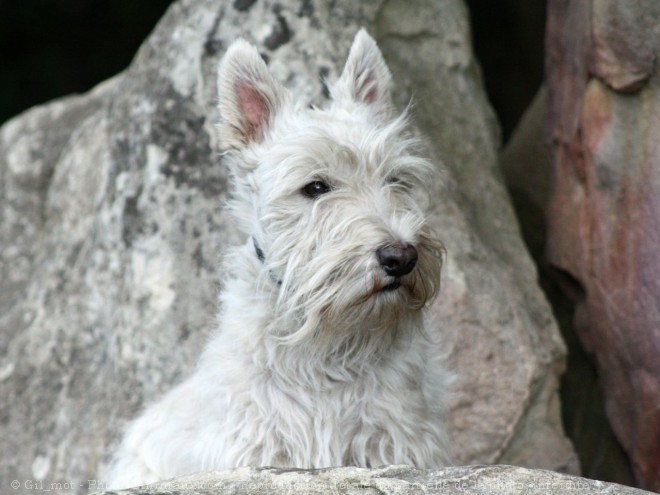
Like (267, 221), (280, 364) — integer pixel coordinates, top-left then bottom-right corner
(107, 29), (453, 489)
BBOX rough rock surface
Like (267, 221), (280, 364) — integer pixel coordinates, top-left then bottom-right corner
(0, 0), (575, 493)
(545, 0), (660, 490)
(500, 88), (635, 487)
(98, 465), (652, 495)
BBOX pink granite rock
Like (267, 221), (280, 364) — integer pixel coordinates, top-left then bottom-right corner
(545, 0), (660, 490)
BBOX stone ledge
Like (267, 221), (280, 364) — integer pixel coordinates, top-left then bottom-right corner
(100, 465), (651, 494)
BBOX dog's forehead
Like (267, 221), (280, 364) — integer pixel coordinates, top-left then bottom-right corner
(270, 107), (400, 173)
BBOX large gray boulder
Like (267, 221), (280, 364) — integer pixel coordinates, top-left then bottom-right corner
(97, 465), (651, 495)
(0, 0), (575, 492)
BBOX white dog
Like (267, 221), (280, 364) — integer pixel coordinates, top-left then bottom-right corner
(107, 29), (452, 489)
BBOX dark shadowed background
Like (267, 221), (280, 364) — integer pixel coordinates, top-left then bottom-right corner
(0, 0), (172, 126)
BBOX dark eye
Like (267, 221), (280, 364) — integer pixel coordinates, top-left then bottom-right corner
(385, 176), (410, 188)
(301, 180), (331, 199)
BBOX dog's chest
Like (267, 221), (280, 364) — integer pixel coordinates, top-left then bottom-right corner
(241, 363), (430, 467)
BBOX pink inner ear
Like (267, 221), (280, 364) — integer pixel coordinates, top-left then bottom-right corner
(364, 86), (378, 104)
(359, 73), (378, 104)
(236, 81), (270, 139)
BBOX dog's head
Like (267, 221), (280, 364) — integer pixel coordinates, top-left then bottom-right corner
(218, 30), (444, 344)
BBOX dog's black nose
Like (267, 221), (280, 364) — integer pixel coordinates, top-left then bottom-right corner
(376, 243), (418, 277)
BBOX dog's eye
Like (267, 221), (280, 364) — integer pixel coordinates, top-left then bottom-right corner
(385, 176), (410, 188)
(302, 180), (331, 199)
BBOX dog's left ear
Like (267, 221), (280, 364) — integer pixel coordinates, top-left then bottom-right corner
(217, 39), (289, 151)
(332, 29), (392, 111)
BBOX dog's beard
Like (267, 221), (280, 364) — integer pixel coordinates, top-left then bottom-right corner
(268, 229), (444, 352)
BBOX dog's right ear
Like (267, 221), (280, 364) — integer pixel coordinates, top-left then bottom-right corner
(217, 40), (289, 151)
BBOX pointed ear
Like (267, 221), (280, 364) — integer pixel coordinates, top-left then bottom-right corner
(217, 39), (289, 150)
(331, 29), (392, 110)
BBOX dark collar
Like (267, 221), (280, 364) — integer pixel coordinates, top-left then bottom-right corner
(253, 237), (282, 286)
(253, 237), (265, 263)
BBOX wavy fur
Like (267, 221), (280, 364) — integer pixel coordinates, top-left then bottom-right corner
(106, 29), (452, 489)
